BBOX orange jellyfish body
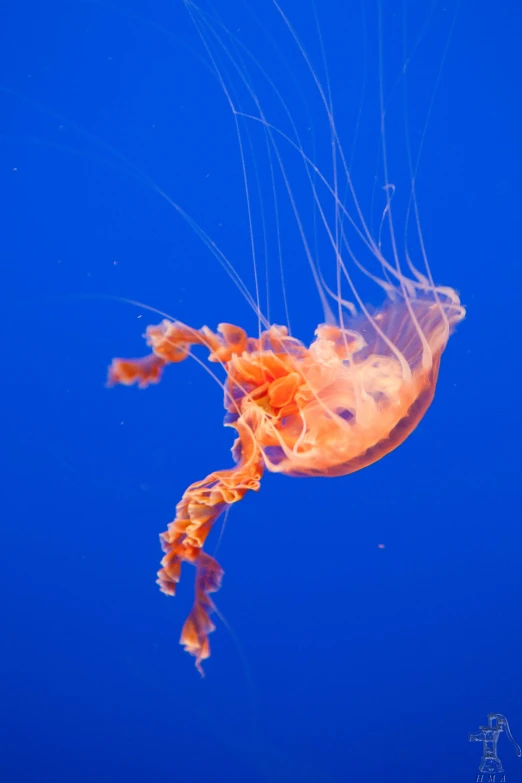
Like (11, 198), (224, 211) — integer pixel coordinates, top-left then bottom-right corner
(109, 291), (464, 672)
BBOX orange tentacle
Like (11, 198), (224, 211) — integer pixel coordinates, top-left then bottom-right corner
(108, 321), (264, 672)
(107, 320), (247, 388)
(178, 551), (224, 676)
(157, 418), (264, 672)
(107, 354), (166, 388)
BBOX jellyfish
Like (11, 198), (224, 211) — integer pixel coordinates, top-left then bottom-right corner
(105, 0), (466, 674)
(108, 276), (465, 672)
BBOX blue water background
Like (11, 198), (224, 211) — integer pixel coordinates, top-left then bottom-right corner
(1, 2), (522, 781)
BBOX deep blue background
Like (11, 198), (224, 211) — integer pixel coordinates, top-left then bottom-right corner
(1, 2), (521, 782)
